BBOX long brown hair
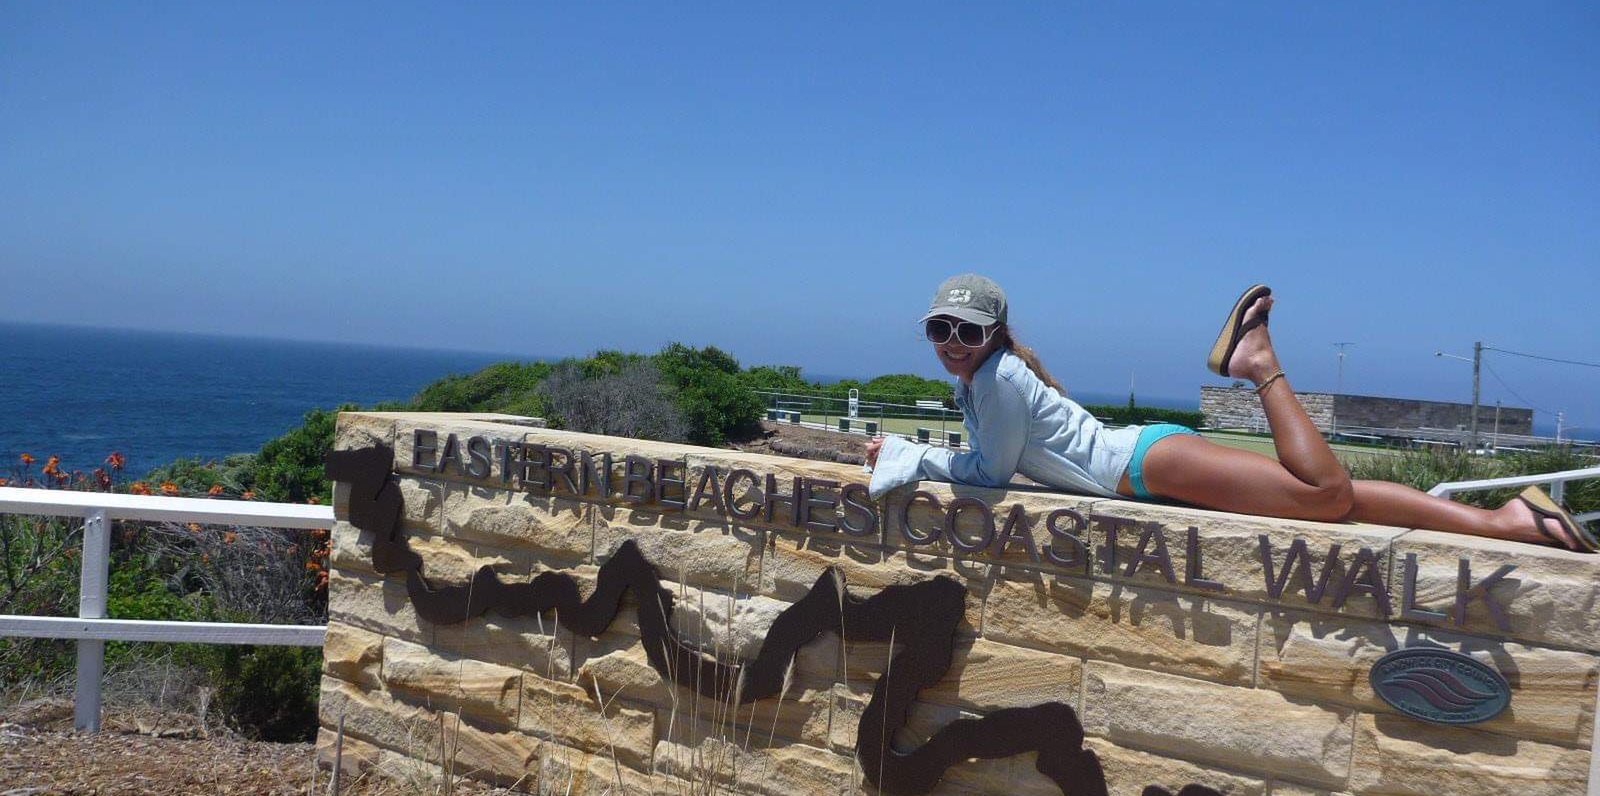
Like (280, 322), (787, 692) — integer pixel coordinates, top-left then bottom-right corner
(994, 325), (1067, 396)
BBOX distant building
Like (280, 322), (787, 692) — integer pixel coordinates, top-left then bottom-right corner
(1199, 386), (1533, 440)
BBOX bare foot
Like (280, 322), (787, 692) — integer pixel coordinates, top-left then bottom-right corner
(1498, 497), (1579, 549)
(1227, 295), (1281, 384)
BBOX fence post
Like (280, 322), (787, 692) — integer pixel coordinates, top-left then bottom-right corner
(75, 508), (111, 732)
(1552, 479), (1566, 503)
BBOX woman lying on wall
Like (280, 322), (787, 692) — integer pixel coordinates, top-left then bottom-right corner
(864, 274), (1597, 553)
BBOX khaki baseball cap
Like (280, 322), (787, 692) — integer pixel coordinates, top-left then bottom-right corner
(919, 273), (1007, 326)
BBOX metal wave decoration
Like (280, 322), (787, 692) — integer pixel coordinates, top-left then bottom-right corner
(327, 443), (1221, 796)
(1369, 647), (1510, 726)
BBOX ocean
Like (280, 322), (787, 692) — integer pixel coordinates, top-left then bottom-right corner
(0, 323), (508, 479)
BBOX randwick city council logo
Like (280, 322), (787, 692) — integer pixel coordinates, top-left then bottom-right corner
(1369, 647), (1510, 726)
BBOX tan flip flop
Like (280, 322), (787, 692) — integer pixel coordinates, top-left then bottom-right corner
(1206, 284), (1272, 377)
(1518, 485), (1598, 553)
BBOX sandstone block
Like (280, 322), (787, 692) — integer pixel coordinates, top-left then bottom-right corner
(433, 616), (576, 682)
(322, 621), (383, 688)
(328, 569), (432, 645)
(760, 533), (989, 636)
(653, 727), (859, 796)
(983, 573), (1260, 686)
(380, 637), (522, 724)
(315, 724), (383, 778)
(441, 482), (592, 565)
(1347, 713), (1589, 795)
(520, 673), (656, 772)
(535, 741), (661, 794)
(328, 520), (378, 576)
(1259, 610), (1597, 745)
(593, 505), (763, 594)
(922, 638), (1082, 713)
(1091, 498), (1408, 619)
(1085, 737), (1265, 796)
(334, 412), (397, 454)
(318, 675), (542, 787)
(1390, 530), (1600, 653)
(1081, 662), (1354, 787)
(408, 532), (527, 585)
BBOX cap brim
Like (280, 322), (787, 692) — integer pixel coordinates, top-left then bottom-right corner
(919, 307), (998, 326)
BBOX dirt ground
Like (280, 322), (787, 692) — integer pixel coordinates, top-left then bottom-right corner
(731, 420), (869, 465)
(0, 700), (504, 796)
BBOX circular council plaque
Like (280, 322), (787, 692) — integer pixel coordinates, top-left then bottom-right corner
(1369, 647), (1511, 726)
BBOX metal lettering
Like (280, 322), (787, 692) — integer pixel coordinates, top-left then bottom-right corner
(1184, 526), (1224, 592)
(763, 474), (803, 527)
(548, 446), (579, 495)
(622, 455), (654, 505)
(1123, 522), (1176, 584)
(723, 469), (762, 521)
(1093, 514), (1139, 575)
(944, 497), (996, 554)
(1331, 547), (1393, 616)
(411, 429), (438, 470)
(899, 491), (943, 546)
(1399, 553), (1447, 623)
(496, 439), (514, 485)
(436, 433), (463, 475)
(839, 483), (879, 538)
(690, 466), (726, 515)
(520, 443), (553, 491)
(801, 478), (840, 533)
(654, 458), (687, 512)
(1453, 559), (1516, 632)
(1043, 509), (1088, 571)
(465, 435), (492, 479)
(1259, 536), (1342, 604)
(990, 503), (1039, 563)
(579, 451), (612, 498)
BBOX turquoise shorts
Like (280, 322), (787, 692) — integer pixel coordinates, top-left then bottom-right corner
(1127, 423), (1200, 500)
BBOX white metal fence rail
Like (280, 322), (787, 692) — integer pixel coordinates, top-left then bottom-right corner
(1429, 464), (1600, 524)
(0, 487), (335, 732)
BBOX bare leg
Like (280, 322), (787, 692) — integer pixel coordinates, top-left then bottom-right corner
(1118, 293), (1578, 549)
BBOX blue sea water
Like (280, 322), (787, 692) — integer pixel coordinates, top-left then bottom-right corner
(0, 323), (509, 479)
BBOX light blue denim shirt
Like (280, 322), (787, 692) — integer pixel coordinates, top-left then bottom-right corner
(868, 349), (1142, 498)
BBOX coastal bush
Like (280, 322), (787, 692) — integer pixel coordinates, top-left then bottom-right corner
(655, 344), (765, 445)
(1082, 404), (1207, 429)
(538, 360), (690, 442)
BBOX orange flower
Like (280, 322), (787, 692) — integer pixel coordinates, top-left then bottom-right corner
(94, 469), (112, 490)
(19, 453), (34, 466)
(207, 484), (224, 496)
(310, 529), (328, 541)
(187, 523), (202, 533)
(160, 482), (179, 496)
(241, 490), (255, 501)
(42, 456), (61, 477)
(0, 478), (7, 487)
(129, 482), (152, 496)
(307, 496), (321, 505)
(223, 532), (237, 544)
(304, 560), (322, 572)
(201, 553), (210, 564)
(105, 452), (125, 471)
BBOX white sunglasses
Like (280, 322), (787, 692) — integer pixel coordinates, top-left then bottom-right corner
(924, 317), (997, 347)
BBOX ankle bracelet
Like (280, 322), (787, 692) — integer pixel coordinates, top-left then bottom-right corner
(1255, 369), (1286, 395)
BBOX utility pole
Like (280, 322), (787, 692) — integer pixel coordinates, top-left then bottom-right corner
(1471, 341), (1482, 452)
(1556, 411), (1565, 444)
(1332, 343), (1354, 438)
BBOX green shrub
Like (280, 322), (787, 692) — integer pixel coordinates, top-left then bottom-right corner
(212, 644), (322, 742)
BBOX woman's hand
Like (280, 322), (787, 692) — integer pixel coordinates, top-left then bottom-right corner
(865, 436), (885, 468)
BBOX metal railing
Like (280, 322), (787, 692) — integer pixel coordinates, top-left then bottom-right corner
(1428, 465), (1600, 524)
(0, 487), (335, 731)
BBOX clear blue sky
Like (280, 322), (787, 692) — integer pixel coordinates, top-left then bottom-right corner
(2, 3), (1596, 430)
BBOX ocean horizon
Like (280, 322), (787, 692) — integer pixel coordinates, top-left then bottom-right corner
(0, 322), (511, 479)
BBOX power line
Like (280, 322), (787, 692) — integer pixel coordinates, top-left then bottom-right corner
(1485, 347), (1600, 369)
(1482, 361), (1557, 415)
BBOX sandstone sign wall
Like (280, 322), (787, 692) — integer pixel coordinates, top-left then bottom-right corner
(319, 411), (1599, 795)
